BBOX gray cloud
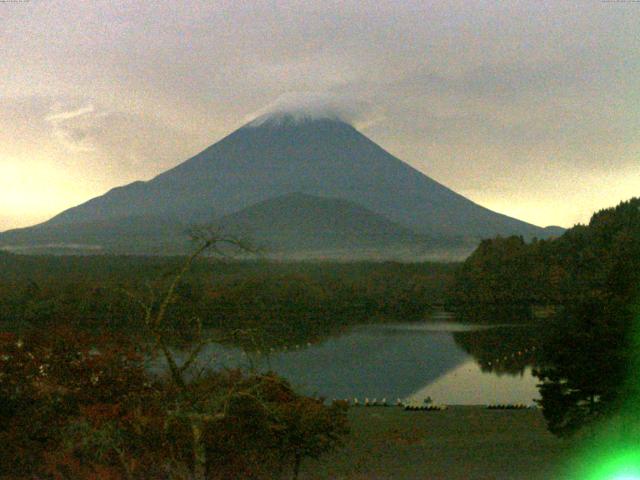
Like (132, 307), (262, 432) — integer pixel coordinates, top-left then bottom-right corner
(1, 0), (639, 229)
(244, 91), (382, 128)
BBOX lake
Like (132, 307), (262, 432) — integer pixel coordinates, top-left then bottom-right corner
(170, 315), (541, 406)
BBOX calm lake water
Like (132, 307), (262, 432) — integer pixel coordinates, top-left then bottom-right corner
(172, 317), (541, 406)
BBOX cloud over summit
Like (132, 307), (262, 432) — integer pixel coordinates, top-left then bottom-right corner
(245, 92), (380, 128)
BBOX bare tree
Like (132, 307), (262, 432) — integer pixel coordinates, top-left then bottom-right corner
(125, 226), (260, 479)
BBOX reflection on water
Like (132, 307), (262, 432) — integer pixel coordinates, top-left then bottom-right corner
(453, 324), (544, 376)
(406, 361), (539, 405)
(173, 317), (542, 405)
(374, 321), (504, 333)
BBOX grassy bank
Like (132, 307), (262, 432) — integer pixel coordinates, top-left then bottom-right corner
(300, 406), (575, 480)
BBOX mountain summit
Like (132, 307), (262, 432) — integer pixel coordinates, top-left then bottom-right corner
(1, 115), (560, 257)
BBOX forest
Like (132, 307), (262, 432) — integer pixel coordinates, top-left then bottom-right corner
(0, 254), (455, 348)
(0, 250), (454, 479)
(448, 197), (640, 437)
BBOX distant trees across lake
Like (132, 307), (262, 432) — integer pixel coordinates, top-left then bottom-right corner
(0, 256), (456, 349)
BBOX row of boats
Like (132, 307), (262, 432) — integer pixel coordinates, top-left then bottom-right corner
(330, 397), (535, 411)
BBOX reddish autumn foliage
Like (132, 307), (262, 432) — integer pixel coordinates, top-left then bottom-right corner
(0, 328), (348, 479)
(0, 326), (161, 479)
(189, 371), (349, 479)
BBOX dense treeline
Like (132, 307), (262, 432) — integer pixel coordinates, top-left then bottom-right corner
(447, 236), (557, 307)
(0, 255), (455, 348)
(448, 198), (640, 315)
(447, 198), (640, 436)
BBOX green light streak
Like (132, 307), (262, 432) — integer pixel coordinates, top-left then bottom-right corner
(578, 449), (640, 480)
(561, 302), (640, 479)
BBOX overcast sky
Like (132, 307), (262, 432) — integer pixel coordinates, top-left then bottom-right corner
(1, 0), (638, 231)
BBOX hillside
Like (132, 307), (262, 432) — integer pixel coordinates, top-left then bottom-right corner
(0, 115), (561, 256)
(218, 193), (435, 252)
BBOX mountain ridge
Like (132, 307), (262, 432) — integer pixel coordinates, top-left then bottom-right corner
(1, 116), (563, 257)
(218, 192), (429, 251)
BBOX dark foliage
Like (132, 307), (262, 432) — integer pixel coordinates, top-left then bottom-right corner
(0, 258), (455, 348)
(0, 328), (348, 479)
(447, 198), (640, 436)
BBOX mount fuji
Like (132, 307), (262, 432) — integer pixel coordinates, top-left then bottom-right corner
(0, 112), (562, 258)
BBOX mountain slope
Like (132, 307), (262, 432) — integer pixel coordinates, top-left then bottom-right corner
(218, 192), (430, 252)
(0, 214), (193, 254)
(1, 114), (561, 255)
